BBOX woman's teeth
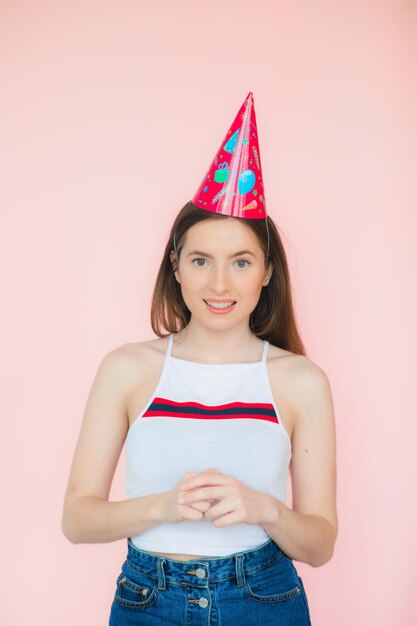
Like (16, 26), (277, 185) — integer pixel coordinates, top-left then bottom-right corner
(205, 301), (235, 309)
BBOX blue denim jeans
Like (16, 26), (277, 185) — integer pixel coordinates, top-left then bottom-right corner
(109, 536), (312, 625)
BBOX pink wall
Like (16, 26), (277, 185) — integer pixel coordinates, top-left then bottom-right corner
(1, 1), (416, 624)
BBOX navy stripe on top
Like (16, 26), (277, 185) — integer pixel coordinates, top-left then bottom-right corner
(143, 397), (279, 424)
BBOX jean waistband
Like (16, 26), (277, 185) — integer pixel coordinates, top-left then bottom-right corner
(125, 537), (290, 586)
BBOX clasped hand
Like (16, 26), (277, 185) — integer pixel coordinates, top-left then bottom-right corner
(177, 468), (268, 528)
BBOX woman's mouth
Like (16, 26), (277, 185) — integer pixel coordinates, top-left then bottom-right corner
(203, 300), (237, 315)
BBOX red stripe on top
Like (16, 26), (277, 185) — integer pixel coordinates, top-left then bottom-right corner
(143, 409), (278, 424)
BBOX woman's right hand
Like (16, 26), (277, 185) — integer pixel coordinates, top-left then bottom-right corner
(160, 468), (223, 523)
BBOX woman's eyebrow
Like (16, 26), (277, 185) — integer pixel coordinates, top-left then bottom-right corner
(186, 249), (256, 258)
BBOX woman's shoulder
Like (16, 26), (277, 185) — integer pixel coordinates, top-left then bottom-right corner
(266, 345), (331, 434)
(101, 336), (169, 375)
(267, 343), (330, 394)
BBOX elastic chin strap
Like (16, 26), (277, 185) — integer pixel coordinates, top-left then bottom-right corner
(173, 217), (270, 265)
(173, 231), (178, 262)
(264, 216), (270, 265)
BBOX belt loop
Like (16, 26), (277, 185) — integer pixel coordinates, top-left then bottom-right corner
(156, 558), (167, 590)
(234, 553), (246, 588)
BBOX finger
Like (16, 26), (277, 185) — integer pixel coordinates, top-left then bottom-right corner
(179, 486), (224, 505)
(177, 502), (204, 520)
(204, 499), (235, 519)
(188, 500), (212, 513)
(180, 472), (199, 488)
(182, 473), (226, 491)
(182, 471), (199, 480)
(210, 510), (239, 527)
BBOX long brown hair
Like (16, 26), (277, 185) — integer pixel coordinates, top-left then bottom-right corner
(150, 201), (306, 355)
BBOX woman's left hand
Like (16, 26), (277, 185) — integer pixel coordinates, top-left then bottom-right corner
(177, 469), (271, 527)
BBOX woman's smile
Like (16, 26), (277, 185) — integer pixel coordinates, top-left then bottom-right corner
(203, 299), (237, 314)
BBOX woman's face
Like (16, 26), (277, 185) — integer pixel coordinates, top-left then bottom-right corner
(170, 218), (272, 327)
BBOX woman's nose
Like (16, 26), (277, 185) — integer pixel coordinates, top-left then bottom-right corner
(209, 266), (231, 290)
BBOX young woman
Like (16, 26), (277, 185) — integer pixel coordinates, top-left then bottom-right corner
(62, 93), (337, 625)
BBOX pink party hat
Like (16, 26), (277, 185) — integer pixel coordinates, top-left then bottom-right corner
(192, 92), (266, 219)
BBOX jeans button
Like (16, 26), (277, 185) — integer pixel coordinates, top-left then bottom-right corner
(196, 567), (206, 578)
(198, 597), (208, 608)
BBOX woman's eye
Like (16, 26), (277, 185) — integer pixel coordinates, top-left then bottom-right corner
(236, 258), (251, 268)
(191, 257), (207, 267)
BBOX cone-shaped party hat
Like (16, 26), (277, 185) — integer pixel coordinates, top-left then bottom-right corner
(191, 92), (266, 219)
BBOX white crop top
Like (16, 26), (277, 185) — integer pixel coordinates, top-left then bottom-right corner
(125, 332), (292, 556)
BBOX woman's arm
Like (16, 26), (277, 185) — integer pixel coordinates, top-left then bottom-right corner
(63, 493), (166, 544)
(261, 358), (338, 567)
(61, 346), (165, 544)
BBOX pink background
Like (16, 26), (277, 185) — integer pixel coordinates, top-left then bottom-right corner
(1, 1), (416, 624)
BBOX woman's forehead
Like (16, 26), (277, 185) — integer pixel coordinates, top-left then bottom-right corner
(184, 219), (259, 250)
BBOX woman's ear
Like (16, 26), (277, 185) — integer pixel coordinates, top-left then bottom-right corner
(263, 262), (273, 286)
(170, 250), (180, 283)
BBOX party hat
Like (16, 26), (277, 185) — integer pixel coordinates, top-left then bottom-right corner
(192, 92), (266, 219)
